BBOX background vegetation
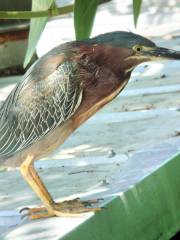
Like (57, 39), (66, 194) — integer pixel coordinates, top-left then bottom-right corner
(0, 0), (142, 67)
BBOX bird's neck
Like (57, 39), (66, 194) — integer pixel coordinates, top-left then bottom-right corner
(76, 43), (135, 82)
(71, 43), (133, 127)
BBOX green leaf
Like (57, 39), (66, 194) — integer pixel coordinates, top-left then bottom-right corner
(74, 0), (98, 40)
(23, 0), (54, 67)
(133, 0), (142, 27)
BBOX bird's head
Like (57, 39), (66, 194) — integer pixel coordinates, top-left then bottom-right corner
(89, 31), (180, 76)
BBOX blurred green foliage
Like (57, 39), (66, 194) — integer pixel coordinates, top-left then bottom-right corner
(24, 0), (54, 67)
(133, 0), (142, 27)
(0, 0), (142, 67)
(74, 0), (98, 40)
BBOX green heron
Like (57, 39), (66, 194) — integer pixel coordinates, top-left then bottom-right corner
(0, 31), (180, 219)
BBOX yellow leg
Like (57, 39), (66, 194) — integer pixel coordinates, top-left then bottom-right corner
(20, 155), (55, 214)
(20, 155), (102, 220)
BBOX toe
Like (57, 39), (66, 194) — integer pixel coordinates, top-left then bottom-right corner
(20, 206), (53, 220)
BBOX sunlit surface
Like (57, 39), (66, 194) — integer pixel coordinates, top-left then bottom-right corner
(1, 0), (180, 238)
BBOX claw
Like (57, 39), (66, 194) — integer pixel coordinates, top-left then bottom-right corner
(20, 207), (31, 220)
(19, 207), (30, 214)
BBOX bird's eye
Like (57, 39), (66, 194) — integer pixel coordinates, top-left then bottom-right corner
(133, 45), (143, 52)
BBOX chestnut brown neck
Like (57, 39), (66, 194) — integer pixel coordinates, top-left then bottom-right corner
(75, 43), (136, 81)
(71, 43), (134, 128)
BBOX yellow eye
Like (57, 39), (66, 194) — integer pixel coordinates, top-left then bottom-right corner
(133, 45), (143, 52)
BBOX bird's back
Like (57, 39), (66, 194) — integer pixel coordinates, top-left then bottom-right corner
(0, 44), (83, 166)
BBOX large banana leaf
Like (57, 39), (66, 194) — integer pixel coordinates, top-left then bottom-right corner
(23, 0), (54, 67)
(24, 0), (142, 67)
(133, 0), (142, 27)
(74, 0), (98, 40)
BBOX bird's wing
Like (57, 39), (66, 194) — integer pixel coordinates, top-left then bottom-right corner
(0, 58), (82, 158)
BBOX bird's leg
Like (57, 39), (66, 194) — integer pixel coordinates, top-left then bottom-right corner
(20, 155), (102, 220)
(20, 155), (56, 218)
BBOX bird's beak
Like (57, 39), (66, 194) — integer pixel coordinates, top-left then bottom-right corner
(146, 47), (180, 60)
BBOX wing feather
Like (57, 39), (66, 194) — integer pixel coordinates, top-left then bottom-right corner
(0, 60), (82, 158)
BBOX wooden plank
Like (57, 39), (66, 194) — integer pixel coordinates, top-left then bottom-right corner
(120, 84), (180, 97)
(61, 153), (180, 240)
(87, 108), (180, 124)
(0, 138), (179, 239)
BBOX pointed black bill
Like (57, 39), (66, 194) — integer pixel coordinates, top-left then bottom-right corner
(149, 47), (180, 60)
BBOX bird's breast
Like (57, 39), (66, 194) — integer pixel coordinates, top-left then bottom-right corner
(71, 78), (128, 128)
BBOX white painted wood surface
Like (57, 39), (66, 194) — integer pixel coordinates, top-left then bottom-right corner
(0, 56), (179, 238)
(0, 0), (180, 238)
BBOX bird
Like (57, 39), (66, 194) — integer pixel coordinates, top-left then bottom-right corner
(0, 31), (180, 219)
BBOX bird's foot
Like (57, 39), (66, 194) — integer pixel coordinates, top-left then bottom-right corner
(20, 198), (103, 220)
